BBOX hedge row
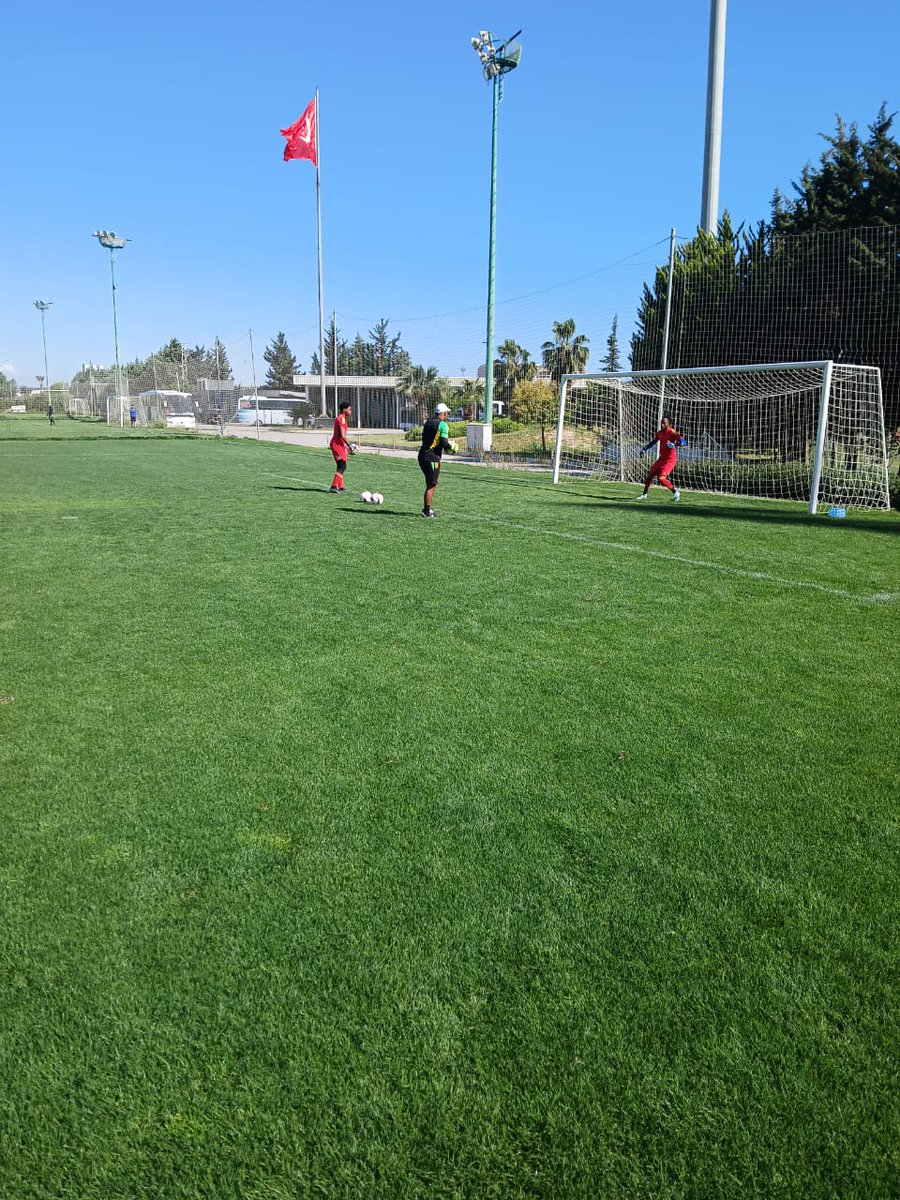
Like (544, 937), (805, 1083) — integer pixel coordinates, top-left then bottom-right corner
(403, 418), (524, 442)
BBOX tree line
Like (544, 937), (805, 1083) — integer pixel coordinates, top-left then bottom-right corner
(631, 105), (900, 427)
(9, 106), (894, 430)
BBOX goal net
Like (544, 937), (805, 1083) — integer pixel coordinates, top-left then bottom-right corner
(552, 361), (890, 511)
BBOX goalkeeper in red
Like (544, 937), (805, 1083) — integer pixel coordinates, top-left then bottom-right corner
(328, 400), (353, 493)
(635, 415), (685, 502)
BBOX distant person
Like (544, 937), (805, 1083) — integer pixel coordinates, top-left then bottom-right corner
(129, 404), (137, 428)
(417, 402), (456, 518)
(635, 415), (685, 502)
(329, 400), (353, 493)
(47, 401), (55, 426)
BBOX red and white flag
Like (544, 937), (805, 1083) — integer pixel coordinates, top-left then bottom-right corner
(280, 98), (318, 166)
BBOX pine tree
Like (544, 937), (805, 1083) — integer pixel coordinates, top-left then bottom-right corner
(349, 334), (369, 375)
(773, 105), (900, 233)
(368, 318), (392, 375)
(601, 315), (622, 372)
(264, 332), (300, 389)
(212, 338), (232, 380)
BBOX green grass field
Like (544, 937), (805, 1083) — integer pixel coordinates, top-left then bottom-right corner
(1, 427), (898, 1199)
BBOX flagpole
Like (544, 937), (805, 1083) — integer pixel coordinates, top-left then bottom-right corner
(315, 88), (327, 419)
(249, 327), (260, 440)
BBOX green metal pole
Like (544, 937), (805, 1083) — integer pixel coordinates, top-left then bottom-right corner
(39, 310), (51, 417)
(483, 70), (499, 430)
(109, 248), (124, 427)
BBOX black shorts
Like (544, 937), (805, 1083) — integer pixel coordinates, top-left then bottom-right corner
(418, 453), (441, 488)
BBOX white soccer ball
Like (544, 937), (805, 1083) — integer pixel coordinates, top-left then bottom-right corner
(360, 490), (373, 503)
(349, 443), (360, 455)
(371, 492), (384, 505)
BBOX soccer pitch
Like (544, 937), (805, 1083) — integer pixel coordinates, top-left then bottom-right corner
(1, 431), (898, 1199)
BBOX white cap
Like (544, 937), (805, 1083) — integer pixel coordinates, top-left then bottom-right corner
(435, 403), (450, 414)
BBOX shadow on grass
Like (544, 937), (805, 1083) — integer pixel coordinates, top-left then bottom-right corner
(342, 507), (422, 519)
(556, 496), (900, 534)
(271, 484), (330, 494)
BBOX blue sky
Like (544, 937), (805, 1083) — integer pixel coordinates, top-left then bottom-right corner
(2, 0), (897, 385)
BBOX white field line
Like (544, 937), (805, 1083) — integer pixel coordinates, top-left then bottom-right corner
(263, 471), (332, 490)
(269, 469), (898, 605)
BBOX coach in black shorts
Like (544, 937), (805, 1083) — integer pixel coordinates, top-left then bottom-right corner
(417, 402), (456, 518)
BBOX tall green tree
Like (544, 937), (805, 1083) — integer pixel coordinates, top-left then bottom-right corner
(368, 318), (394, 374)
(0, 370), (18, 403)
(211, 337), (232, 380)
(541, 319), (590, 384)
(450, 377), (484, 420)
(310, 317), (411, 378)
(264, 332), (300, 389)
(601, 315), (622, 373)
(773, 104), (900, 233)
(349, 334), (369, 375)
(395, 364), (445, 416)
(496, 339), (536, 409)
(629, 107), (900, 426)
(509, 378), (557, 452)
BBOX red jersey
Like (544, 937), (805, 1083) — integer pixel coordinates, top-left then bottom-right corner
(651, 427), (682, 462)
(330, 413), (349, 459)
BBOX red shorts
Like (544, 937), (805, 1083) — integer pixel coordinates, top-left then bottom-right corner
(330, 440), (347, 463)
(650, 455), (676, 479)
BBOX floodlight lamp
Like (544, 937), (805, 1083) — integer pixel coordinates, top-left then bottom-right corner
(93, 230), (128, 250)
(479, 30), (490, 42)
(471, 36), (482, 50)
(34, 299), (52, 312)
(497, 43), (522, 72)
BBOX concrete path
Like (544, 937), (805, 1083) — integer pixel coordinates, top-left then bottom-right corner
(197, 424), (418, 458)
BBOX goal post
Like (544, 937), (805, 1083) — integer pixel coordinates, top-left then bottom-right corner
(552, 361), (890, 511)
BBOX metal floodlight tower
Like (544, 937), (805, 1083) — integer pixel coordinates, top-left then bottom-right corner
(701, 0), (727, 234)
(471, 27), (521, 431)
(93, 229), (129, 426)
(33, 300), (53, 417)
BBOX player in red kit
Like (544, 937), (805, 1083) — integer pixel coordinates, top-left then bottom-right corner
(635, 415), (685, 502)
(328, 400), (353, 492)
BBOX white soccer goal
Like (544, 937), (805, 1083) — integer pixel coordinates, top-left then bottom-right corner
(552, 361), (890, 511)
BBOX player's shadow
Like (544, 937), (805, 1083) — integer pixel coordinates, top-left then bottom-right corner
(342, 507), (421, 518)
(271, 484), (329, 494)
(568, 495), (899, 535)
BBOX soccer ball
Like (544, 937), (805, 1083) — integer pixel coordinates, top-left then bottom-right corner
(360, 490), (372, 503)
(371, 492), (384, 505)
(349, 443), (360, 455)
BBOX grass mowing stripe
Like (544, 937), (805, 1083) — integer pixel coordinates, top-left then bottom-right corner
(1, 435), (897, 1198)
(456, 514), (900, 604)
(260, 467), (898, 604)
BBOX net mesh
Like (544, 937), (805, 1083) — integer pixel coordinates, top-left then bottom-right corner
(555, 362), (889, 509)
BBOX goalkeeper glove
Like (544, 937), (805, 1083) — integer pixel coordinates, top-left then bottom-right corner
(665, 440), (676, 449)
(641, 441), (655, 453)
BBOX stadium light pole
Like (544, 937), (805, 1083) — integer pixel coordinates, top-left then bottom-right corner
(700, 0), (727, 233)
(471, 28), (522, 434)
(33, 301), (53, 417)
(93, 230), (129, 427)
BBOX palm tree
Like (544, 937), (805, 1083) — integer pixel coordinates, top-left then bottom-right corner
(496, 339), (519, 415)
(395, 364), (445, 424)
(541, 319), (590, 385)
(497, 339), (538, 415)
(454, 377), (484, 420)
